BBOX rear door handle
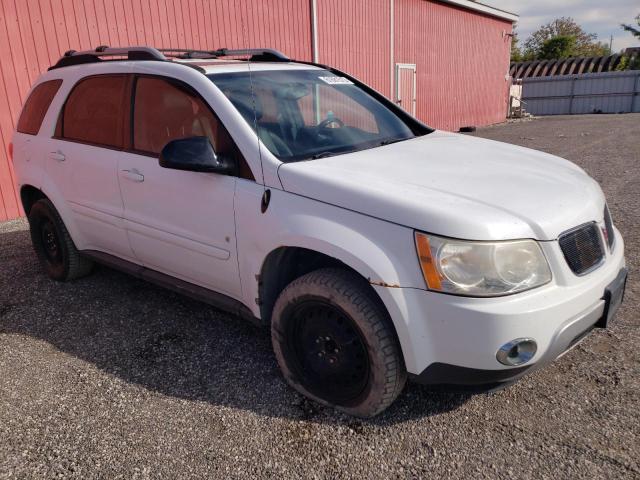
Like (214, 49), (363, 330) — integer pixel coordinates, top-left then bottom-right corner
(48, 151), (65, 162)
(120, 169), (145, 183)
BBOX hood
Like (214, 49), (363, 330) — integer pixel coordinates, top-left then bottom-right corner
(277, 131), (605, 241)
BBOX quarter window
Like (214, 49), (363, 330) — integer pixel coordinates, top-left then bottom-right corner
(17, 79), (62, 135)
(60, 75), (128, 148)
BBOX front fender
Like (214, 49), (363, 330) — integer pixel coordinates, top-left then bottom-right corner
(235, 182), (426, 317)
(271, 222), (406, 289)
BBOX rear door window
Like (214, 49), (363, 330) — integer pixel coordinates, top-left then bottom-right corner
(59, 75), (128, 148)
(17, 79), (63, 135)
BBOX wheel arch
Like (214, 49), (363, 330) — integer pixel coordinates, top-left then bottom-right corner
(20, 182), (85, 250)
(259, 246), (345, 324)
(257, 242), (401, 327)
(20, 184), (47, 215)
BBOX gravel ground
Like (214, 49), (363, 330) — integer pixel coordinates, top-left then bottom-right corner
(1, 114), (639, 479)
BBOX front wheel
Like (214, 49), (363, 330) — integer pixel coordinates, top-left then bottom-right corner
(271, 268), (406, 417)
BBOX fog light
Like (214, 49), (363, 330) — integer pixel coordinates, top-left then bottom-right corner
(496, 338), (537, 366)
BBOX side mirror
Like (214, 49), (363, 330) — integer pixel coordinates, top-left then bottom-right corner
(159, 136), (235, 175)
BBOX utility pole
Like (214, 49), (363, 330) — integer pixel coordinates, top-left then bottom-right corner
(609, 35), (613, 55)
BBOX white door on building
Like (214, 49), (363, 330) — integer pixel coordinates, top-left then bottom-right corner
(395, 64), (417, 116)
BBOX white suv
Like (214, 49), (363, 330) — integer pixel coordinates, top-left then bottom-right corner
(11, 46), (627, 417)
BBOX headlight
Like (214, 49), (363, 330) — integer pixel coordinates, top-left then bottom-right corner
(415, 232), (551, 297)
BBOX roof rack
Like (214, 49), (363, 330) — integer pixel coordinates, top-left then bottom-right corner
(159, 48), (289, 62)
(49, 45), (289, 70)
(49, 46), (166, 69)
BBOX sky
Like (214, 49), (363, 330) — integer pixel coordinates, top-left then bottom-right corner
(485, 0), (640, 52)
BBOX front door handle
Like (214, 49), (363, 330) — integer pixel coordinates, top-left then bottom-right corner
(48, 151), (65, 162)
(120, 169), (144, 183)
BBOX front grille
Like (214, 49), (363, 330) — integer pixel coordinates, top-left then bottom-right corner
(559, 223), (604, 275)
(604, 205), (615, 250)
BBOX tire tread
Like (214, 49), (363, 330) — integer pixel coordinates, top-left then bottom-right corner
(272, 267), (406, 417)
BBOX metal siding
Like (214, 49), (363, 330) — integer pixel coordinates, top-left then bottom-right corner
(521, 71), (640, 116)
(0, 0), (312, 221)
(317, 0), (392, 97)
(0, 0), (26, 220)
(395, 0), (512, 131)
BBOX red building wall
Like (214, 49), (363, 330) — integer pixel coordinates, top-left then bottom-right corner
(317, 0), (392, 97)
(395, 0), (513, 131)
(0, 0), (512, 221)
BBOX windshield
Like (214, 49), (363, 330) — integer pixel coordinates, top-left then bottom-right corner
(209, 69), (418, 162)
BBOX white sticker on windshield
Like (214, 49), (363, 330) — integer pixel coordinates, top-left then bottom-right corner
(319, 76), (354, 85)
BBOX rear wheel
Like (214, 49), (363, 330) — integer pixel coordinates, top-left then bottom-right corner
(28, 199), (93, 281)
(271, 268), (406, 417)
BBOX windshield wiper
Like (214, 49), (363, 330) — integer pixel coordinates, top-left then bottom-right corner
(310, 151), (340, 159)
(378, 137), (407, 147)
(308, 143), (380, 160)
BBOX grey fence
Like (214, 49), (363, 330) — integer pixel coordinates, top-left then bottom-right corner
(520, 70), (640, 116)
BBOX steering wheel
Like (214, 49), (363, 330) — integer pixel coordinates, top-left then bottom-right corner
(317, 116), (345, 130)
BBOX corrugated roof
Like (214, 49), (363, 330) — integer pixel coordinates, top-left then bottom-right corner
(510, 54), (633, 78)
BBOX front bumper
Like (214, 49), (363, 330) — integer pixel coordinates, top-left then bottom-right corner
(409, 293), (606, 386)
(372, 229), (626, 383)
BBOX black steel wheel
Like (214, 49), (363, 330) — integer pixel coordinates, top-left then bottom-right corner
(28, 198), (93, 281)
(272, 268), (407, 417)
(287, 301), (370, 404)
(39, 217), (63, 265)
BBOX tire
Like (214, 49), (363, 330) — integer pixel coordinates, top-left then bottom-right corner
(28, 199), (93, 281)
(271, 268), (407, 417)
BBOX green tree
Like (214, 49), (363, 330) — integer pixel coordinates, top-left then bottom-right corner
(523, 17), (609, 59)
(511, 25), (522, 62)
(619, 14), (640, 70)
(510, 28), (522, 62)
(539, 36), (576, 59)
(621, 14), (640, 39)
